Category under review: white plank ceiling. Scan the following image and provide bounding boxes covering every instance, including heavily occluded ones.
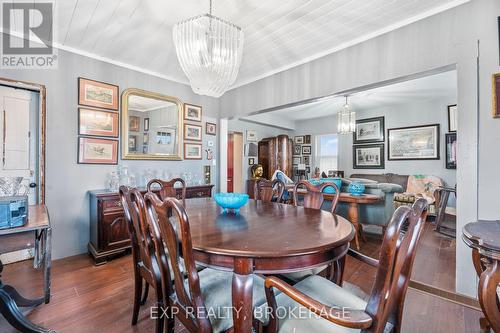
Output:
[9,0,468,89]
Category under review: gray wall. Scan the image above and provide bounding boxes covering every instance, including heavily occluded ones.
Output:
[228,119,291,190]
[1,43,220,260]
[221,0,500,296]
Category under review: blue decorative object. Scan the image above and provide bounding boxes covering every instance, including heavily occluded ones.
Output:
[214,193,249,214]
[308,178,342,194]
[348,181,366,196]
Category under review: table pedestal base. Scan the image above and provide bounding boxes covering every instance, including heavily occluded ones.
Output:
[0,261,54,333]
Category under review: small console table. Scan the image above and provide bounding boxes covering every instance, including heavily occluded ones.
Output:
[0,205,53,333]
[463,220,500,333]
[88,184,214,265]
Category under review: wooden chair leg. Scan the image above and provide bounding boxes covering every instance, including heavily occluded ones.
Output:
[140,282,150,305]
[132,275,143,325]
[155,297,165,333]
[479,317,491,333]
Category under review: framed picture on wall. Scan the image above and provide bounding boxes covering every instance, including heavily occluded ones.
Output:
[184,143,202,160]
[144,118,150,131]
[388,124,440,160]
[294,136,304,144]
[78,78,119,111]
[353,144,385,169]
[447,105,457,132]
[293,145,301,155]
[302,156,310,165]
[184,103,202,122]
[78,137,118,164]
[184,123,202,141]
[293,157,301,164]
[353,117,385,144]
[129,116,140,132]
[246,130,257,141]
[206,122,217,135]
[128,135,137,151]
[301,145,311,155]
[248,158,255,165]
[304,135,311,144]
[78,108,119,138]
[493,73,500,118]
[446,133,457,169]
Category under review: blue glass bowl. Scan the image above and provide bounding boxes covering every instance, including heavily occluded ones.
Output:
[308,178,342,194]
[214,193,249,214]
[348,181,366,196]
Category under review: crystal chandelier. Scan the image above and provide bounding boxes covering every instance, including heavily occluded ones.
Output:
[173,0,244,98]
[337,96,356,134]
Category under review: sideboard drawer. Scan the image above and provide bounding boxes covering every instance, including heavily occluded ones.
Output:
[102,199,123,212]
[186,188,211,198]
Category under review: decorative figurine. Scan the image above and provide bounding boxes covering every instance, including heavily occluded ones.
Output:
[250,164,264,180]
[205,148,214,160]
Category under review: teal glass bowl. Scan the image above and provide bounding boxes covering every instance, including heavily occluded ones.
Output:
[348,181,366,196]
[308,178,342,194]
[214,193,249,214]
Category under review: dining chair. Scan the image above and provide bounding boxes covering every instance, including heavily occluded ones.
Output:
[147,177,186,205]
[292,180,340,214]
[119,186,165,333]
[260,198,429,333]
[144,192,268,333]
[254,179,285,203]
[282,180,341,283]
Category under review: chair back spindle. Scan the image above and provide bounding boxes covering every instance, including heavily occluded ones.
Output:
[293,180,340,213]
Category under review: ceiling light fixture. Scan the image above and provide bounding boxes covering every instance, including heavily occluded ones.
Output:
[173,0,244,98]
[337,95,356,134]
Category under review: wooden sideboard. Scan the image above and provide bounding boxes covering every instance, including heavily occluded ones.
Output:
[88,184,214,265]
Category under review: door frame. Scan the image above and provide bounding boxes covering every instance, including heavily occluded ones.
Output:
[0,77,46,204]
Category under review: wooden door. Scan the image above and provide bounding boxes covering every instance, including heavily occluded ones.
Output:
[227,132,243,193]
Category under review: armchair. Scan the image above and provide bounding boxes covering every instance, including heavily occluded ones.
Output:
[393,175,444,216]
[259,198,429,333]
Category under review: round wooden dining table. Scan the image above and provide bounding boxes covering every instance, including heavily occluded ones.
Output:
[183,198,355,333]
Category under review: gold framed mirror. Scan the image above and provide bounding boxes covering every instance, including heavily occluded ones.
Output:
[121,88,183,160]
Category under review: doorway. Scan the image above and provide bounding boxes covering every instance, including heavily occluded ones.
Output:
[227,132,243,193]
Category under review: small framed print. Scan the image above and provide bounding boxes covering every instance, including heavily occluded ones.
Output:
[493,73,500,118]
[447,105,457,132]
[206,122,217,135]
[301,145,311,155]
[293,157,301,164]
[78,137,118,164]
[353,144,385,169]
[246,130,257,141]
[354,117,385,144]
[304,135,311,144]
[184,103,202,122]
[302,156,310,165]
[143,133,149,144]
[306,166,311,173]
[144,118,150,132]
[128,135,137,152]
[293,145,301,155]
[248,158,255,165]
[78,108,119,138]
[184,123,202,141]
[446,133,457,169]
[78,77,119,111]
[184,143,202,160]
[295,136,304,144]
[129,116,140,132]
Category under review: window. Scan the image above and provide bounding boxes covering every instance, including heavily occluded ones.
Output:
[315,134,338,173]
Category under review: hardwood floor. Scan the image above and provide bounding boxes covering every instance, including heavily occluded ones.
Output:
[0,231,480,333]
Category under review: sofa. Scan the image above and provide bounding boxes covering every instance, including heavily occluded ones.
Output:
[333,177,404,232]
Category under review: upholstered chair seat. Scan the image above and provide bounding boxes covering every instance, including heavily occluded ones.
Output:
[180,268,267,333]
[256,275,393,333]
